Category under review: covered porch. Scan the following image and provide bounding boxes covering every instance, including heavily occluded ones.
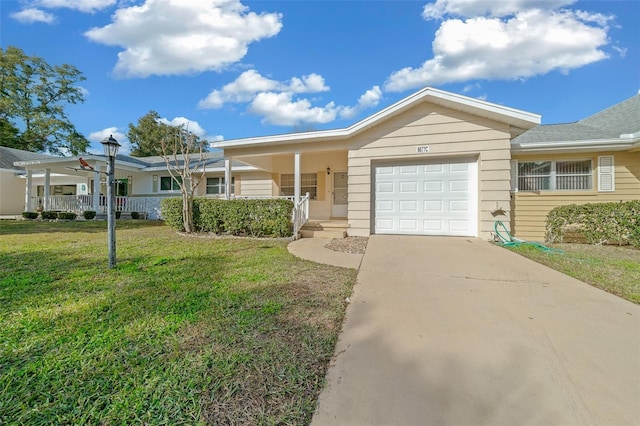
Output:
[221,148,349,221]
[15,155,149,216]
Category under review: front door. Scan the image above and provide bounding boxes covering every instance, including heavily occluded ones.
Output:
[331,171,348,218]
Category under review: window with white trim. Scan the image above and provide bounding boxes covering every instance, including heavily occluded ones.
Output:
[206,177,234,195]
[517,160,592,191]
[160,176,181,191]
[281,173,317,199]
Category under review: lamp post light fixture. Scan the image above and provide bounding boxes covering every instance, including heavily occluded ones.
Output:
[101,135,121,269]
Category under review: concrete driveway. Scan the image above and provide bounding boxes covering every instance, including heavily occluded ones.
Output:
[312,235,640,426]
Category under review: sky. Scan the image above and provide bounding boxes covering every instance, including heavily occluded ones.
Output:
[1,0,639,155]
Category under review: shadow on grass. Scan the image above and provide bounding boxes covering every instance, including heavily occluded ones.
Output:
[0,220,164,235]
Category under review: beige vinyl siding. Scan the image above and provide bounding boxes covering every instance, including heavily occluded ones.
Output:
[237,172,272,197]
[0,171,26,215]
[511,151,640,241]
[346,103,513,239]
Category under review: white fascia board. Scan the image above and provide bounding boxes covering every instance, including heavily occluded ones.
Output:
[512,137,638,154]
[14,155,146,170]
[212,86,541,150]
[143,165,257,173]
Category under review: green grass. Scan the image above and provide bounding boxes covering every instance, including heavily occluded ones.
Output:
[0,220,357,425]
[505,242,640,304]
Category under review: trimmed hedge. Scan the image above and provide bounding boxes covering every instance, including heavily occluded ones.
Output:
[161,197,294,237]
[22,212,39,220]
[546,200,640,247]
[83,211,96,220]
[57,212,77,220]
[41,211,58,220]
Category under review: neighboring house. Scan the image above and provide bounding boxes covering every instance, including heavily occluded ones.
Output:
[6,150,264,219]
[213,87,542,240]
[510,94,640,241]
[0,146,62,215]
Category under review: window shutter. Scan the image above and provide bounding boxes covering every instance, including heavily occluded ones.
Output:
[598,156,615,192]
[510,160,518,192]
[152,175,158,193]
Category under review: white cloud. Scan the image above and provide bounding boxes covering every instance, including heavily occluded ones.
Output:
[385,3,612,92]
[422,0,577,20]
[339,86,382,120]
[198,70,329,109]
[200,70,380,126]
[249,92,338,126]
[10,8,56,24]
[84,0,282,78]
[88,127,131,155]
[36,0,116,13]
[158,116,207,138]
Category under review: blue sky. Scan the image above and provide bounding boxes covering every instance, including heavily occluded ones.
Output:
[2,0,639,155]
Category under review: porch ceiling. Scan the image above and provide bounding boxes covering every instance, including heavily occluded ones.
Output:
[228,150,348,172]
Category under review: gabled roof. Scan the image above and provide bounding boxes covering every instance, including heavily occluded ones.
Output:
[212,86,541,150]
[0,146,55,172]
[512,94,640,152]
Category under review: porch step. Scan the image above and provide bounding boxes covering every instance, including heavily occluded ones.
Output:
[300,220,348,239]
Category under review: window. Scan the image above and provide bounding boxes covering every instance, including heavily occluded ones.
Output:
[517,160,592,191]
[206,177,234,195]
[281,173,317,199]
[160,176,181,191]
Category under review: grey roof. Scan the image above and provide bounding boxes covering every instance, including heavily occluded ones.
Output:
[0,146,56,171]
[6,148,250,172]
[513,94,640,145]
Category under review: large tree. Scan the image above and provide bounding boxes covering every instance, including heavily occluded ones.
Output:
[127,111,174,157]
[128,110,205,157]
[0,46,89,154]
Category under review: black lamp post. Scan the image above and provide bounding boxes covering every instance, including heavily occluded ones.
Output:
[101,135,121,268]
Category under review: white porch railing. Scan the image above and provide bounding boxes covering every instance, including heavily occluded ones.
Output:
[34,195,165,219]
[292,193,310,237]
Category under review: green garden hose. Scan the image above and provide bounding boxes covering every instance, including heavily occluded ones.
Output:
[494,220,564,253]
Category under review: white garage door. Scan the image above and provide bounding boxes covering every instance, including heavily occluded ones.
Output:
[374,160,477,236]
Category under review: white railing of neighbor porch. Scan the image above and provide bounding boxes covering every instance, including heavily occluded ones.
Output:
[35,195,165,219]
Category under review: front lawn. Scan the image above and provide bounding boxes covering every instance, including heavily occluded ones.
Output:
[505,242,640,304]
[0,220,357,425]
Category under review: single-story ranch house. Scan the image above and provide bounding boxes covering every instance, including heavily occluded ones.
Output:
[3,87,638,241]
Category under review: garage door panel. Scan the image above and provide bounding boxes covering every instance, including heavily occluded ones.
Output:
[399,200,418,212]
[399,181,418,192]
[374,160,477,236]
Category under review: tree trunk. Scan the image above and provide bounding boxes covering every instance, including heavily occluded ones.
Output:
[182,193,193,233]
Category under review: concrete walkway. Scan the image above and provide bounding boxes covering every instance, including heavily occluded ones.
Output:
[312,235,640,426]
[288,238,363,269]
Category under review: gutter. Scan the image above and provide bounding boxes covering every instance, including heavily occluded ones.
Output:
[511,137,639,154]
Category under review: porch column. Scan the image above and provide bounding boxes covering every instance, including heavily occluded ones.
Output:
[224,158,232,200]
[24,170,32,211]
[43,168,51,210]
[294,152,301,204]
[93,164,101,212]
